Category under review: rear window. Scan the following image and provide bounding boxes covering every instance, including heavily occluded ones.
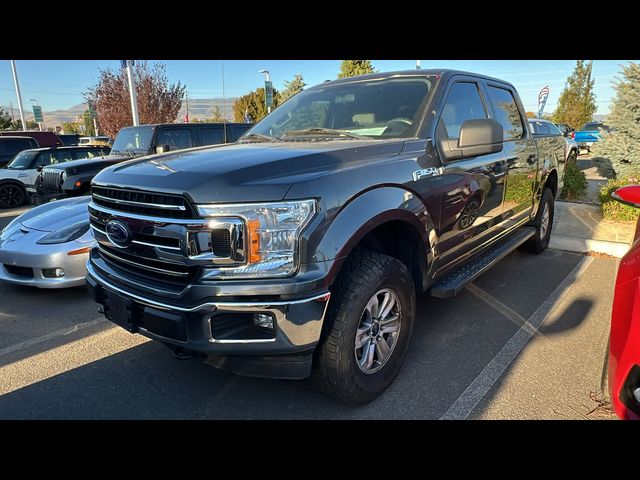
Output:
[581,122,610,131]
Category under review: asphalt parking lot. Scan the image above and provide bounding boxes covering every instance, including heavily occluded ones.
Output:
[0,205,618,419]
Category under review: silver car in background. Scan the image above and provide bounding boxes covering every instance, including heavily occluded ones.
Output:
[0,196,94,288]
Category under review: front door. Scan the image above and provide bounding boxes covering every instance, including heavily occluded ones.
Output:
[432,79,508,268]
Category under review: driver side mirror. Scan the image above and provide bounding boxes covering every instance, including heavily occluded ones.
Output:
[156,145,171,154]
[36,165,43,172]
[441,119,504,161]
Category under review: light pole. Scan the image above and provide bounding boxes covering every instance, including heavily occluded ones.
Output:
[258,69,272,114]
[29,98,42,131]
[10,60,27,132]
[123,60,140,126]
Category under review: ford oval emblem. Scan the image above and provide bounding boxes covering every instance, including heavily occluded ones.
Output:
[105,219,132,248]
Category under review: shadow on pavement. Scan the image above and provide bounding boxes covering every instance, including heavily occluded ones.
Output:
[539,298,593,335]
[0,250,592,419]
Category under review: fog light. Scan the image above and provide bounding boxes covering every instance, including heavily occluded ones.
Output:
[253,313,274,330]
[634,388,640,403]
[43,268,65,278]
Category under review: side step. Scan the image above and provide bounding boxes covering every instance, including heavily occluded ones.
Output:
[430,227,536,298]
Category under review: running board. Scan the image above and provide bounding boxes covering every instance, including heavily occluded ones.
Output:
[430,227,536,298]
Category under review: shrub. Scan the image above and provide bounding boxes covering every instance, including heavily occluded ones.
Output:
[599,174,640,222]
[561,161,587,200]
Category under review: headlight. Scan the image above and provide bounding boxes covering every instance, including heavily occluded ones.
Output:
[197,199,316,278]
[60,171,67,184]
[37,222,90,244]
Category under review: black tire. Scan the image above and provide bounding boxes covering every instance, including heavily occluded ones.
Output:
[0,183,26,209]
[311,250,415,405]
[524,187,554,254]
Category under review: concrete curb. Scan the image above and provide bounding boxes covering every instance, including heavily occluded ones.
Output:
[550,235,629,258]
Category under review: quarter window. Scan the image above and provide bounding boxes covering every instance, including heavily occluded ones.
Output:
[440,82,488,140]
[486,86,524,140]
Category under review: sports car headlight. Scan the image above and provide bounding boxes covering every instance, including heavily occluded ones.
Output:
[197,199,316,278]
[37,222,90,244]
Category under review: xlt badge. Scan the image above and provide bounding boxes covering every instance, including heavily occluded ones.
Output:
[412,167,443,181]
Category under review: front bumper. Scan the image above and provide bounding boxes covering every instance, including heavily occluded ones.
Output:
[0,235,90,288]
[86,261,331,376]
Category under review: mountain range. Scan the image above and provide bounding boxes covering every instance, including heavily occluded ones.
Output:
[2,97,238,127]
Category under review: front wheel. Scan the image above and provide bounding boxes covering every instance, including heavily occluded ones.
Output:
[311,250,415,405]
[0,183,26,209]
[524,187,554,254]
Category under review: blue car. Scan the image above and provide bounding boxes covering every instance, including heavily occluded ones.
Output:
[573,122,611,152]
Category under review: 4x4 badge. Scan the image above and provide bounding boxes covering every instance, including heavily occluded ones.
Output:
[412,167,443,181]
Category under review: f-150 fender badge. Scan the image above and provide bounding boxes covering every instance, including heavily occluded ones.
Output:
[412,167,443,181]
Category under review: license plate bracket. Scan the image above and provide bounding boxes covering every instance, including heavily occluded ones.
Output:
[104,290,138,333]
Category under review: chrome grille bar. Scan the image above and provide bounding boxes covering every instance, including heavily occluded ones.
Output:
[97,245,189,277]
[90,223,182,251]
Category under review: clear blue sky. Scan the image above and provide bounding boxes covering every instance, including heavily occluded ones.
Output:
[0,59,634,116]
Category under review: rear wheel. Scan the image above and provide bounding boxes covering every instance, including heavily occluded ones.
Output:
[524,187,554,254]
[0,183,26,209]
[311,250,415,405]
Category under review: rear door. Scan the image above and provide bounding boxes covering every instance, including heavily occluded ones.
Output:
[432,78,508,267]
[483,82,538,224]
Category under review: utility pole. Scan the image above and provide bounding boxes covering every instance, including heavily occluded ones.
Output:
[125,60,140,126]
[185,92,189,123]
[221,60,227,141]
[10,60,27,131]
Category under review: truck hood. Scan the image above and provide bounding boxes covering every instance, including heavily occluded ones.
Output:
[46,155,131,174]
[0,169,30,181]
[20,196,91,232]
[92,140,406,203]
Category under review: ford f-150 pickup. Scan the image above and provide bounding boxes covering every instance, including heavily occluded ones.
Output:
[86,70,563,404]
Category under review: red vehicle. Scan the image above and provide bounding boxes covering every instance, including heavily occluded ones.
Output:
[0,131,62,148]
[609,185,640,419]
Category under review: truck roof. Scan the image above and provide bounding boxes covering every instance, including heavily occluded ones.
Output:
[316,69,517,90]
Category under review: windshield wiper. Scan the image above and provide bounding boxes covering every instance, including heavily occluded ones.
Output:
[238,133,279,143]
[281,128,366,139]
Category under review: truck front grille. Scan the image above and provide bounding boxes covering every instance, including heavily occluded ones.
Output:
[41,170,62,193]
[97,244,200,287]
[92,186,194,219]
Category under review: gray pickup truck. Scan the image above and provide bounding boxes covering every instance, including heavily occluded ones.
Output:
[86,70,562,404]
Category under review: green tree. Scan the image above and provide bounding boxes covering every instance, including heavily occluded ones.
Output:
[525,111,537,118]
[11,119,38,130]
[591,62,640,177]
[209,106,226,122]
[232,87,280,123]
[337,60,375,79]
[280,74,306,102]
[552,60,597,130]
[61,121,81,134]
[83,110,96,136]
[0,107,14,130]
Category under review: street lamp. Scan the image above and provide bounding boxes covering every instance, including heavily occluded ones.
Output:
[28,98,42,131]
[258,69,272,114]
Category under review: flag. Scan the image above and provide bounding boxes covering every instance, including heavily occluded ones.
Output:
[538,86,550,117]
[184,113,189,123]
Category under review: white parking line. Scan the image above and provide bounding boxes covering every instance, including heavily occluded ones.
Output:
[0,207,32,218]
[0,318,106,359]
[440,256,594,420]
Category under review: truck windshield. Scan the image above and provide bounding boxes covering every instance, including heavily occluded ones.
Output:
[7,152,37,170]
[246,76,433,140]
[111,126,155,154]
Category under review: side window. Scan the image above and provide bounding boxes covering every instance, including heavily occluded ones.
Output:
[546,123,562,136]
[48,150,74,165]
[71,150,93,160]
[3,138,35,154]
[439,82,487,140]
[200,127,225,145]
[486,85,524,140]
[33,153,50,168]
[156,129,194,151]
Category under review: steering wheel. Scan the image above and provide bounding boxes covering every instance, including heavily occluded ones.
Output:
[387,117,413,126]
